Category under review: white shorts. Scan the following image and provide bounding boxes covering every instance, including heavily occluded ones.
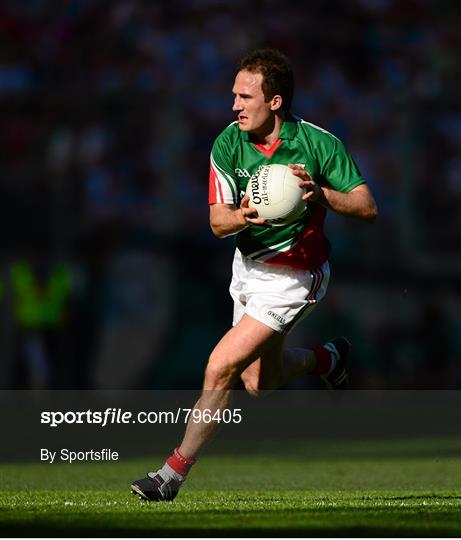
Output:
[229,249,330,334]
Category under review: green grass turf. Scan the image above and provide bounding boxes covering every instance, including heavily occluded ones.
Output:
[0,438,461,537]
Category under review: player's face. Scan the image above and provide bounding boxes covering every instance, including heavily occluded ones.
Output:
[232,70,274,134]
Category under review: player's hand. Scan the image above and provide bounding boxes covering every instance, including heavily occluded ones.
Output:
[288,164,323,202]
[240,194,266,225]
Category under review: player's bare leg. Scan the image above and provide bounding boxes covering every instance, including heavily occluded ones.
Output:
[241,339,350,396]
[241,342,315,396]
[131,316,350,501]
[131,314,280,501]
[178,314,281,458]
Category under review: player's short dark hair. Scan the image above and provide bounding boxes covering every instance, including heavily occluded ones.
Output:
[238,48,294,112]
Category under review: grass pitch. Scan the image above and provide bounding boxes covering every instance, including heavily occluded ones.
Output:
[1,438,461,537]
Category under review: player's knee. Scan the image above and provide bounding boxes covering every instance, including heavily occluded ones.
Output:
[241,373,270,398]
[244,382,262,398]
[204,354,240,390]
[244,382,271,398]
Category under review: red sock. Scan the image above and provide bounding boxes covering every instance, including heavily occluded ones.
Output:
[166,448,196,476]
[311,346,333,375]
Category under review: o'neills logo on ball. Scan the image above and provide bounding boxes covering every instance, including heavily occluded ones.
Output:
[250,167,270,205]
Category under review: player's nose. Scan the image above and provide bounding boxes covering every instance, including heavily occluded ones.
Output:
[232,97,242,111]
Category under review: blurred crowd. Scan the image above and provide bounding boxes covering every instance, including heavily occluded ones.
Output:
[0,0,460,389]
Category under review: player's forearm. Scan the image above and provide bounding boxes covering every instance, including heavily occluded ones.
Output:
[210,207,248,238]
[318,186,378,223]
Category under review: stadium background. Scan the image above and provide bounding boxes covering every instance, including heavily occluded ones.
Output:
[0,0,459,390]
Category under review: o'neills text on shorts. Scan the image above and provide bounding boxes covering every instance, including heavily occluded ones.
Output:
[268,310,286,325]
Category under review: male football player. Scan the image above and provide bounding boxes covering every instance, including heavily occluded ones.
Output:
[131,48,377,501]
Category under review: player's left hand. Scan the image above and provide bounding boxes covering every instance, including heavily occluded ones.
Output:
[288,164,323,202]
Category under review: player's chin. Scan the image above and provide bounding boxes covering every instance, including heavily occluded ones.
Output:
[237,121,251,131]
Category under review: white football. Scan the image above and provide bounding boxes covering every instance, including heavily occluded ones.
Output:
[245,164,306,225]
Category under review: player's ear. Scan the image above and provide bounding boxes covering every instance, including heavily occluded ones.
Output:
[270,95,283,111]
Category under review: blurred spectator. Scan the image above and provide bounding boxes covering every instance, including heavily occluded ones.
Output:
[7,254,71,388]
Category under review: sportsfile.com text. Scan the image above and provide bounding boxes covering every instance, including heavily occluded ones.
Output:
[40,408,243,428]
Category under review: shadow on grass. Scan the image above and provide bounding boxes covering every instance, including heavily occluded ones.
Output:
[1,523,461,538]
[1,506,461,538]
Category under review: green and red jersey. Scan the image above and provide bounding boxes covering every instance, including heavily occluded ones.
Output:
[208,116,365,270]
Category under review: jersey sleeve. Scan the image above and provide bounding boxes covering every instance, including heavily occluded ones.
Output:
[320,136,366,193]
[209,134,239,205]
